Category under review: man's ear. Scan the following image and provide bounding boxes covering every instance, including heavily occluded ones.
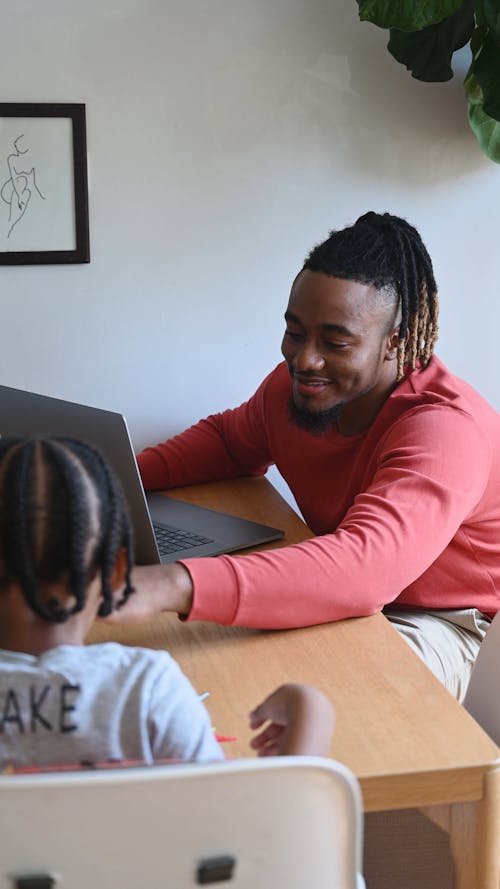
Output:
[385,328,407,362]
[110,547,128,591]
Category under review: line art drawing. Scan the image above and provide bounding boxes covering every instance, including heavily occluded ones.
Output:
[1,134,45,238]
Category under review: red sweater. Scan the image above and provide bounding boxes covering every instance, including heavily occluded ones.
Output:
[138,357,500,628]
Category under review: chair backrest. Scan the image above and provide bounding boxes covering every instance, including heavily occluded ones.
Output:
[0,755,364,889]
[463,611,500,745]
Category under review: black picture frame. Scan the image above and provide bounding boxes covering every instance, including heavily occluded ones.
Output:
[0,103,89,264]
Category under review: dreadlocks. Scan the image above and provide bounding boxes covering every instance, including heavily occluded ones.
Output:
[0,436,135,623]
[303,211,439,379]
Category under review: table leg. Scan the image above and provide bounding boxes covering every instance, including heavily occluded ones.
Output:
[448,767,500,889]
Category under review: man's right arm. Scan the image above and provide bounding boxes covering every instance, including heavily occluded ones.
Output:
[137,368,281,490]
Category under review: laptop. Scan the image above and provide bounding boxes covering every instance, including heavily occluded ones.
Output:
[0,385,284,564]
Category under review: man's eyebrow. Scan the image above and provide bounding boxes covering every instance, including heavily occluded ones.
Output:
[322,323,355,337]
[284,310,355,337]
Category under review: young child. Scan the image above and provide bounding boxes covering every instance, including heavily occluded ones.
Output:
[0,436,334,769]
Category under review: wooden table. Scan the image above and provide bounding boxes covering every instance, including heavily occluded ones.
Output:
[89,477,500,889]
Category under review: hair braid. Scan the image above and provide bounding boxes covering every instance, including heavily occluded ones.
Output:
[71,442,135,617]
[5,440,50,620]
[303,211,439,379]
[43,440,94,617]
[53,439,134,617]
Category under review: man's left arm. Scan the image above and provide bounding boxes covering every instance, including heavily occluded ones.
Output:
[109,406,492,630]
[182,406,492,628]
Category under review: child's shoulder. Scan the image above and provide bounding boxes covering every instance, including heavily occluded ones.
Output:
[42,642,174,671]
[0,643,179,691]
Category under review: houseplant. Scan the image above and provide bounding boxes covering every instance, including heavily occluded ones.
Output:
[357,0,500,163]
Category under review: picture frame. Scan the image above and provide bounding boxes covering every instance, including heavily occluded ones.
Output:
[0,103,89,264]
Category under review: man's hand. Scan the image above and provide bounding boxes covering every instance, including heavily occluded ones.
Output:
[105,563,194,624]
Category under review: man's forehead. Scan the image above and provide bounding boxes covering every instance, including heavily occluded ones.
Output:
[286,271,400,334]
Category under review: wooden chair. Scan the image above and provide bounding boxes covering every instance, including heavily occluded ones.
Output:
[0,755,365,889]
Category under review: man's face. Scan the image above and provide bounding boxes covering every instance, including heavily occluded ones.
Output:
[281,270,400,434]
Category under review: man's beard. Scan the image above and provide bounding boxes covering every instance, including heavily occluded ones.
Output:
[288,398,343,435]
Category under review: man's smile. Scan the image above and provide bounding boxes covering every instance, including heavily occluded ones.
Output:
[292,374,332,397]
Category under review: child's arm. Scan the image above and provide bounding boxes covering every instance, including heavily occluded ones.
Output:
[248,683,335,757]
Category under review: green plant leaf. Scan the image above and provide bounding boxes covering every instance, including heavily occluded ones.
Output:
[466,71,500,161]
[464,62,482,100]
[388,2,476,81]
[358,0,465,31]
[482,0,500,42]
[468,103,500,161]
[470,22,488,53]
[356,0,500,163]
[472,30,500,118]
[474,0,487,26]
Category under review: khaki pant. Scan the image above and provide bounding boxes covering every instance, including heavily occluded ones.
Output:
[383,607,491,702]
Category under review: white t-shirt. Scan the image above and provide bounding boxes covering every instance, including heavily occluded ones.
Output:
[0,643,224,768]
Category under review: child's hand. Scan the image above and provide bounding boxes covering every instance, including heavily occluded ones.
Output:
[249,683,335,757]
[249,685,293,756]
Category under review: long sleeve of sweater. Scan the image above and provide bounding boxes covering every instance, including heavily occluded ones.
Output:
[181,406,494,627]
[138,358,500,625]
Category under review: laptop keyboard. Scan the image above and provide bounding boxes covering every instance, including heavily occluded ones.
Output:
[153,522,214,555]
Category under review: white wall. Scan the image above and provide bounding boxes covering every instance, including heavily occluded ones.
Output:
[2,0,500,508]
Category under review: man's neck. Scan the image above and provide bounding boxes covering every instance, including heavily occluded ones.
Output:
[335,359,400,436]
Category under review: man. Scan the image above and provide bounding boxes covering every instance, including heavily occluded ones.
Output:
[117,212,500,701]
